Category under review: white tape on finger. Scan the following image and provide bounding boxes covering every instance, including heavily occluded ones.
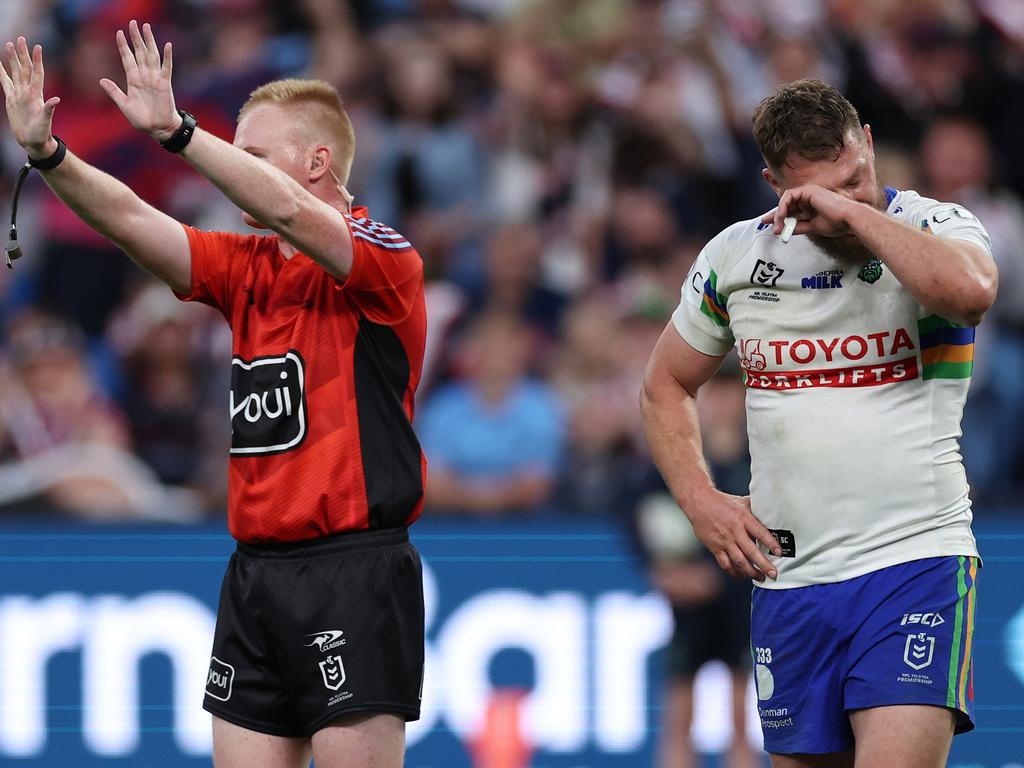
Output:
[780,216,797,243]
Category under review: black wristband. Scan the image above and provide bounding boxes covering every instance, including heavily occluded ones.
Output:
[159,109,198,154]
[27,136,67,171]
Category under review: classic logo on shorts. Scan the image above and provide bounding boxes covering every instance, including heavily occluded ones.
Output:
[230,350,308,455]
[903,632,935,670]
[319,655,346,691]
[206,656,235,701]
[306,630,347,652]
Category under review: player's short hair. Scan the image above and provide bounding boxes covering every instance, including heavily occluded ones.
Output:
[752,79,862,171]
[239,79,356,183]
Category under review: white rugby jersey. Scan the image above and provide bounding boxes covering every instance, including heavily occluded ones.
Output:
[672,189,990,588]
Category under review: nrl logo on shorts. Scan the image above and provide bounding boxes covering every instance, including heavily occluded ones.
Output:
[306,630,347,652]
[319,655,347,691]
[903,632,935,671]
[857,259,884,284]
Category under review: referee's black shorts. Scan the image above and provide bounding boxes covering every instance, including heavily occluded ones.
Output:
[203,526,424,737]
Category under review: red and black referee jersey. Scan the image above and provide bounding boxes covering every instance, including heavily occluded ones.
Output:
[175,206,426,543]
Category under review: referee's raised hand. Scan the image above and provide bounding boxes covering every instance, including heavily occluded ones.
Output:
[0,37,61,158]
[99,20,182,143]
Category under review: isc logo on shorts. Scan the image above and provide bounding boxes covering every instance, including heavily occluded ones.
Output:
[230,351,308,455]
[900,611,945,628]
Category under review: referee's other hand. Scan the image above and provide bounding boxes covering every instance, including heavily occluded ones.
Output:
[0,36,61,159]
[99,20,182,143]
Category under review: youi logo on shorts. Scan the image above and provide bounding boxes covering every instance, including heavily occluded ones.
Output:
[306,630,347,652]
[230,350,308,455]
[206,656,235,701]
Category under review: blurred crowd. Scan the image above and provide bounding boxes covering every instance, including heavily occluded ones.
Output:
[0,0,1022,522]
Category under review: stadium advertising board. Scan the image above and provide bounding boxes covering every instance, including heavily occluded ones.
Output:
[0,518,1019,766]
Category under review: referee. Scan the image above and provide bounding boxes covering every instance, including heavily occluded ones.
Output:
[2,23,426,768]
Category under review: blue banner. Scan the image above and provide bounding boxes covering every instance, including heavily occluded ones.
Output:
[0,517,1020,766]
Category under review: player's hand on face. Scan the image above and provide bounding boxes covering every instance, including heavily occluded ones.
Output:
[761,184,855,240]
[687,491,781,582]
[0,38,61,156]
[99,20,180,141]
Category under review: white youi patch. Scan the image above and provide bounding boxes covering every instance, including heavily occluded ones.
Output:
[206,657,234,702]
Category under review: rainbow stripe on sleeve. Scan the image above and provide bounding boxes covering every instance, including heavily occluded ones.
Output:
[700,269,730,327]
[917,315,975,380]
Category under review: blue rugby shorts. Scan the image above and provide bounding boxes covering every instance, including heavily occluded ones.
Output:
[750,555,978,755]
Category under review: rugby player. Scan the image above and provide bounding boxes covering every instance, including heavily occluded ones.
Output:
[641,79,997,766]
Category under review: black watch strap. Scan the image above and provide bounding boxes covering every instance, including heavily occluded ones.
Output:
[159,109,198,153]
[27,136,67,170]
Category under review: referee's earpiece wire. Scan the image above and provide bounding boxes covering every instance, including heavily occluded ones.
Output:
[6,162,32,270]
[328,167,354,210]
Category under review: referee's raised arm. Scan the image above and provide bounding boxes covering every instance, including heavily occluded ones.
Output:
[0,34,190,294]
[100,20,355,281]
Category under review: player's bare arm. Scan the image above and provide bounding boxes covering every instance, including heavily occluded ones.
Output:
[0,36,190,293]
[640,325,781,582]
[102,21,354,279]
[764,182,998,326]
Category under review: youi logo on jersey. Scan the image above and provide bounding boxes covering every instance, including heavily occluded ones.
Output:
[229,350,308,455]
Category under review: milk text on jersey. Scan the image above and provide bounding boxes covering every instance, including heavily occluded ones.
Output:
[740,327,919,390]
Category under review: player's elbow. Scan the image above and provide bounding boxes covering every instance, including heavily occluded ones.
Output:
[639,374,659,419]
[639,368,683,419]
[957,267,998,326]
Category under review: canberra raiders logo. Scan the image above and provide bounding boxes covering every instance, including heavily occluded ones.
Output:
[858,259,884,284]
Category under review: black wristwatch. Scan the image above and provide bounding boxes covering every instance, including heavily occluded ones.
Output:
[159,109,198,153]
